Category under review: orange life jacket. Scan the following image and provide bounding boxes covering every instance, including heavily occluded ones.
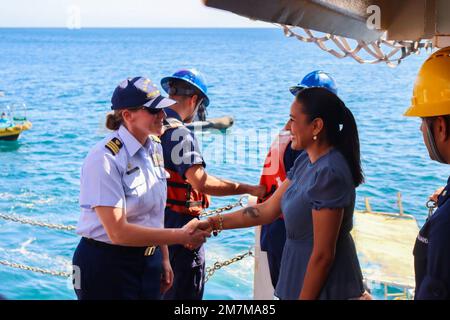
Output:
[163,117,210,216]
[165,168,210,217]
[258,132,292,210]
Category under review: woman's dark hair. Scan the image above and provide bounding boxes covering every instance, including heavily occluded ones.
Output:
[296,87,364,186]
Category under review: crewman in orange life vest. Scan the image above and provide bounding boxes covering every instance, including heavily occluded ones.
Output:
[159,69,266,300]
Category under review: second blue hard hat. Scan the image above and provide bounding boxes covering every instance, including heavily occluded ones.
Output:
[161,69,210,107]
[290,70,338,96]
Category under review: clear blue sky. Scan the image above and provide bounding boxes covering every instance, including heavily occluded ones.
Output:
[0,0,273,28]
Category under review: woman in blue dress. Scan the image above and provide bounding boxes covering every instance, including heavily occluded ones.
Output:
[195,87,368,300]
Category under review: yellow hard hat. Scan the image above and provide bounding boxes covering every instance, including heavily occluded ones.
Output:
[404,46,450,117]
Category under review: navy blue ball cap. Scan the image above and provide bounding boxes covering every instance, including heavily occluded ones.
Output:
[111,77,176,110]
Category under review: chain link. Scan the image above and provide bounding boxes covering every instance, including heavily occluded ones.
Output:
[0,213,76,231]
[205,248,253,283]
[0,260,71,278]
[199,195,248,218]
[1,247,254,282]
[1,197,252,281]
[0,195,247,230]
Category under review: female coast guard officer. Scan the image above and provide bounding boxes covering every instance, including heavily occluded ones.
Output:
[72,77,210,300]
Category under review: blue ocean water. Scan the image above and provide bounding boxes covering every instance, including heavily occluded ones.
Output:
[0,28,448,300]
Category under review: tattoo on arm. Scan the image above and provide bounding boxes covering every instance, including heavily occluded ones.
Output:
[243,206,260,218]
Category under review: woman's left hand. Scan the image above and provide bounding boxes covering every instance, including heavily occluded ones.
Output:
[160,259,174,294]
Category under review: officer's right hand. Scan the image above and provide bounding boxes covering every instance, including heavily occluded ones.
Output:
[181,219,211,250]
[429,186,445,203]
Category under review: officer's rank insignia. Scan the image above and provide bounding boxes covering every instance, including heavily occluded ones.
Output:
[152,152,164,167]
[105,137,123,155]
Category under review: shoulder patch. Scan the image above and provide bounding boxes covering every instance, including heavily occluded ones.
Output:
[150,135,161,144]
[105,137,123,155]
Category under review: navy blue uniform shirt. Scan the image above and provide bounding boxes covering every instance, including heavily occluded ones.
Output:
[160,108,205,179]
[413,176,450,300]
[160,107,206,268]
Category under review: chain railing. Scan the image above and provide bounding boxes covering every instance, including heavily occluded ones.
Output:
[0,196,248,230]
[1,248,255,282]
[205,247,254,283]
[0,196,253,282]
[0,259,71,278]
[1,246,254,282]
[199,195,248,218]
[0,213,76,231]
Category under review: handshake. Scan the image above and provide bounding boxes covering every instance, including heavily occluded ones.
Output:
[180,218,216,250]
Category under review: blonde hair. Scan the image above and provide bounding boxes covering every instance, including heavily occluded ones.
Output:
[105,110,123,131]
[105,107,144,130]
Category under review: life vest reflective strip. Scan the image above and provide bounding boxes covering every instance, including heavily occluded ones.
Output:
[258,132,292,219]
[162,117,210,216]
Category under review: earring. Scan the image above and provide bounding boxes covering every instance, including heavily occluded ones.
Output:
[313,135,317,141]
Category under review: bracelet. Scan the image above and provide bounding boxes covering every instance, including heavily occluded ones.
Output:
[207,214,223,237]
[213,214,224,237]
[217,213,224,234]
[207,216,218,236]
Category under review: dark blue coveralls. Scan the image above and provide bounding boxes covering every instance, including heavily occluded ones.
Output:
[160,108,206,300]
[260,142,303,289]
[413,176,450,300]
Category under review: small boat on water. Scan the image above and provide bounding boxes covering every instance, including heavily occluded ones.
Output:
[0,116,32,141]
[0,93,32,141]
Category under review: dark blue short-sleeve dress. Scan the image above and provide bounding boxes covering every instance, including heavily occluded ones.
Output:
[275,149,364,300]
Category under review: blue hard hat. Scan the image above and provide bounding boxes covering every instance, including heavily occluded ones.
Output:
[111,77,176,110]
[290,70,338,96]
[161,69,210,107]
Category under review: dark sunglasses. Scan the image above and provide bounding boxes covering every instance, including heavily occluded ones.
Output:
[168,86,196,96]
[141,107,164,115]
